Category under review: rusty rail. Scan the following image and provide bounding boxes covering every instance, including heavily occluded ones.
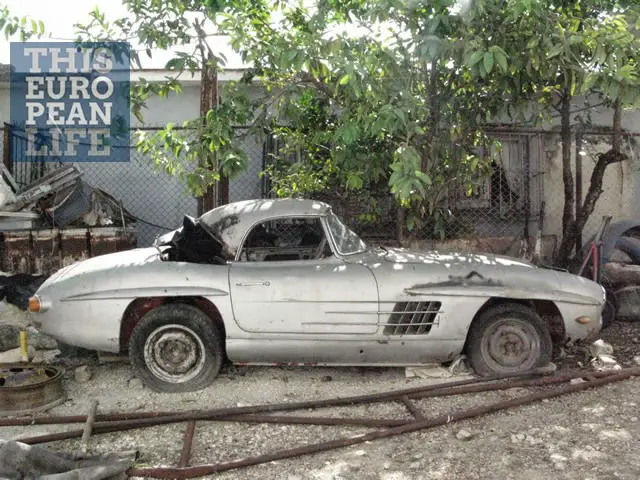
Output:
[128,367,640,479]
[1,367,549,427]
[17,415,409,445]
[179,421,197,468]
[14,367,625,446]
[1,366,609,429]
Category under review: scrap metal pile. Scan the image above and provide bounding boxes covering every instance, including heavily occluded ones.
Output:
[0,163,136,231]
[1,366,639,479]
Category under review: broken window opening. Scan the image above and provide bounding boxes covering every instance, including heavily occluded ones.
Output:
[238,217,333,262]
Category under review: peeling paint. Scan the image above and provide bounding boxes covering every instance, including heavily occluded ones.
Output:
[409,271,504,291]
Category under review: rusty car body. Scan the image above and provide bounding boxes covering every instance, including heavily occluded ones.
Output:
[28,198,607,392]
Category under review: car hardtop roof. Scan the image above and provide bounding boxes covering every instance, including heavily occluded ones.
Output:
[197,198,333,257]
[199,198,332,226]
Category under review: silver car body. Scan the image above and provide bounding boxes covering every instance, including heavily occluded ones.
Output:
[31,198,606,366]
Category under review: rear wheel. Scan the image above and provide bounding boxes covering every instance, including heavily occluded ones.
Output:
[129,304,224,392]
[466,303,553,376]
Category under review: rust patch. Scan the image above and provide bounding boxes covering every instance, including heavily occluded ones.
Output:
[409,271,504,291]
[2,232,31,274]
[91,228,136,257]
[59,229,89,268]
[32,229,61,275]
[1,227,136,275]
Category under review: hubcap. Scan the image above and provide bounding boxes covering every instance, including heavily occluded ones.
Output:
[143,325,206,383]
[481,319,540,372]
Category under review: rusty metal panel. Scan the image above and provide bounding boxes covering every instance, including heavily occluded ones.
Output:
[1,227,139,275]
[90,227,136,257]
[32,229,61,275]
[2,232,31,274]
[59,229,89,268]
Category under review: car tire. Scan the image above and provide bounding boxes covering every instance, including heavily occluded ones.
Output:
[128,303,224,393]
[466,303,553,377]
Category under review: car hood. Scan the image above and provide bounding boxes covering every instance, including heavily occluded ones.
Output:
[39,247,162,289]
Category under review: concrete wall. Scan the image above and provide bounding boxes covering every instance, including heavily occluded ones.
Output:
[540,132,639,248]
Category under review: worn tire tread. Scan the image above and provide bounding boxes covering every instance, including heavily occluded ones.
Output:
[466,303,553,377]
[129,303,223,393]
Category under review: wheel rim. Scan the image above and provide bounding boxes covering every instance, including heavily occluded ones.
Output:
[480,318,541,372]
[143,324,206,384]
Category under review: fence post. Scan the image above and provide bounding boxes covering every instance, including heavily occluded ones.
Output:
[2,122,11,174]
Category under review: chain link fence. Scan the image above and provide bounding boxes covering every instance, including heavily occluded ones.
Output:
[1,123,636,260]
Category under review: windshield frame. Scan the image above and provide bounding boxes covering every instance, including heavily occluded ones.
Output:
[324,212,368,256]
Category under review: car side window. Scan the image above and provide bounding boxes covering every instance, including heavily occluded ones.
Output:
[238,217,333,262]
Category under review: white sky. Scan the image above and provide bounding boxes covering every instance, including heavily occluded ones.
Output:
[0,0,247,69]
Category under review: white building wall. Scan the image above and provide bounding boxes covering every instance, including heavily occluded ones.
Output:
[0,73,267,246]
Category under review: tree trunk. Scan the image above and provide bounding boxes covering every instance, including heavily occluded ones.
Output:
[396,206,406,245]
[560,91,574,238]
[556,100,626,268]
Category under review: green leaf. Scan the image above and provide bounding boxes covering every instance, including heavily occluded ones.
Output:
[165,57,186,71]
[547,43,564,59]
[415,171,432,186]
[494,50,508,73]
[483,52,494,74]
[338,73,350,85]
[469,51,484,66]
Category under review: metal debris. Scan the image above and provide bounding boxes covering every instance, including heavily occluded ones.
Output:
[127,367,640,479]
[0,364,65,416]
[4,367,640,478]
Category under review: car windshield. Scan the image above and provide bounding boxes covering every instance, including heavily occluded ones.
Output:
[326,213,367,255]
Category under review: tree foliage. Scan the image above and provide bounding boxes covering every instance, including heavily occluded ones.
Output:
[493,0,640,266]
[75,0,640,250]
[0,2,45,40]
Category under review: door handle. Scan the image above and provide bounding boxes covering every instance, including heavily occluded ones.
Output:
[235,281,271,287]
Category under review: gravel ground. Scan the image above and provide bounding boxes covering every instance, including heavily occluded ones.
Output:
[1,308,640,479]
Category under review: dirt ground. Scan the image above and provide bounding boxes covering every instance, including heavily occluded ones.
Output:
[0,316,639,480]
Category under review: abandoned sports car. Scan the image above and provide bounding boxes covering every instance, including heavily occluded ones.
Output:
[28,198,607,392]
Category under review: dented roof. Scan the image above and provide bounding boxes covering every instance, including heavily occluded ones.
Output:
[198,198,332,258]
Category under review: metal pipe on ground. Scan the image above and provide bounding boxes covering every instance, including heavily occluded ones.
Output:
[15,368,623,446]
[17,415,410,445]
[179,421,197,468]
[0,367,599,428]
[408,369,618,400]
[128,367,640,479]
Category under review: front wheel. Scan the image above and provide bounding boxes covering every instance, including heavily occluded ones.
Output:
[129,304,224,393]
[466,303,553,376]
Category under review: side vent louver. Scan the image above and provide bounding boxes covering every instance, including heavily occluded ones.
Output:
[384,301,441,336]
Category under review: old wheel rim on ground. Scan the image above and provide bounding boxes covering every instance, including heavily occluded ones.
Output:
[480,318,541,372]
[143,324,207,383]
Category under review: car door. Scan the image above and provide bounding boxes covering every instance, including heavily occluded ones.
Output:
[228,215,379,335]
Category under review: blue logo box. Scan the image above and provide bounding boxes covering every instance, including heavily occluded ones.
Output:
[10,41,131,162]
